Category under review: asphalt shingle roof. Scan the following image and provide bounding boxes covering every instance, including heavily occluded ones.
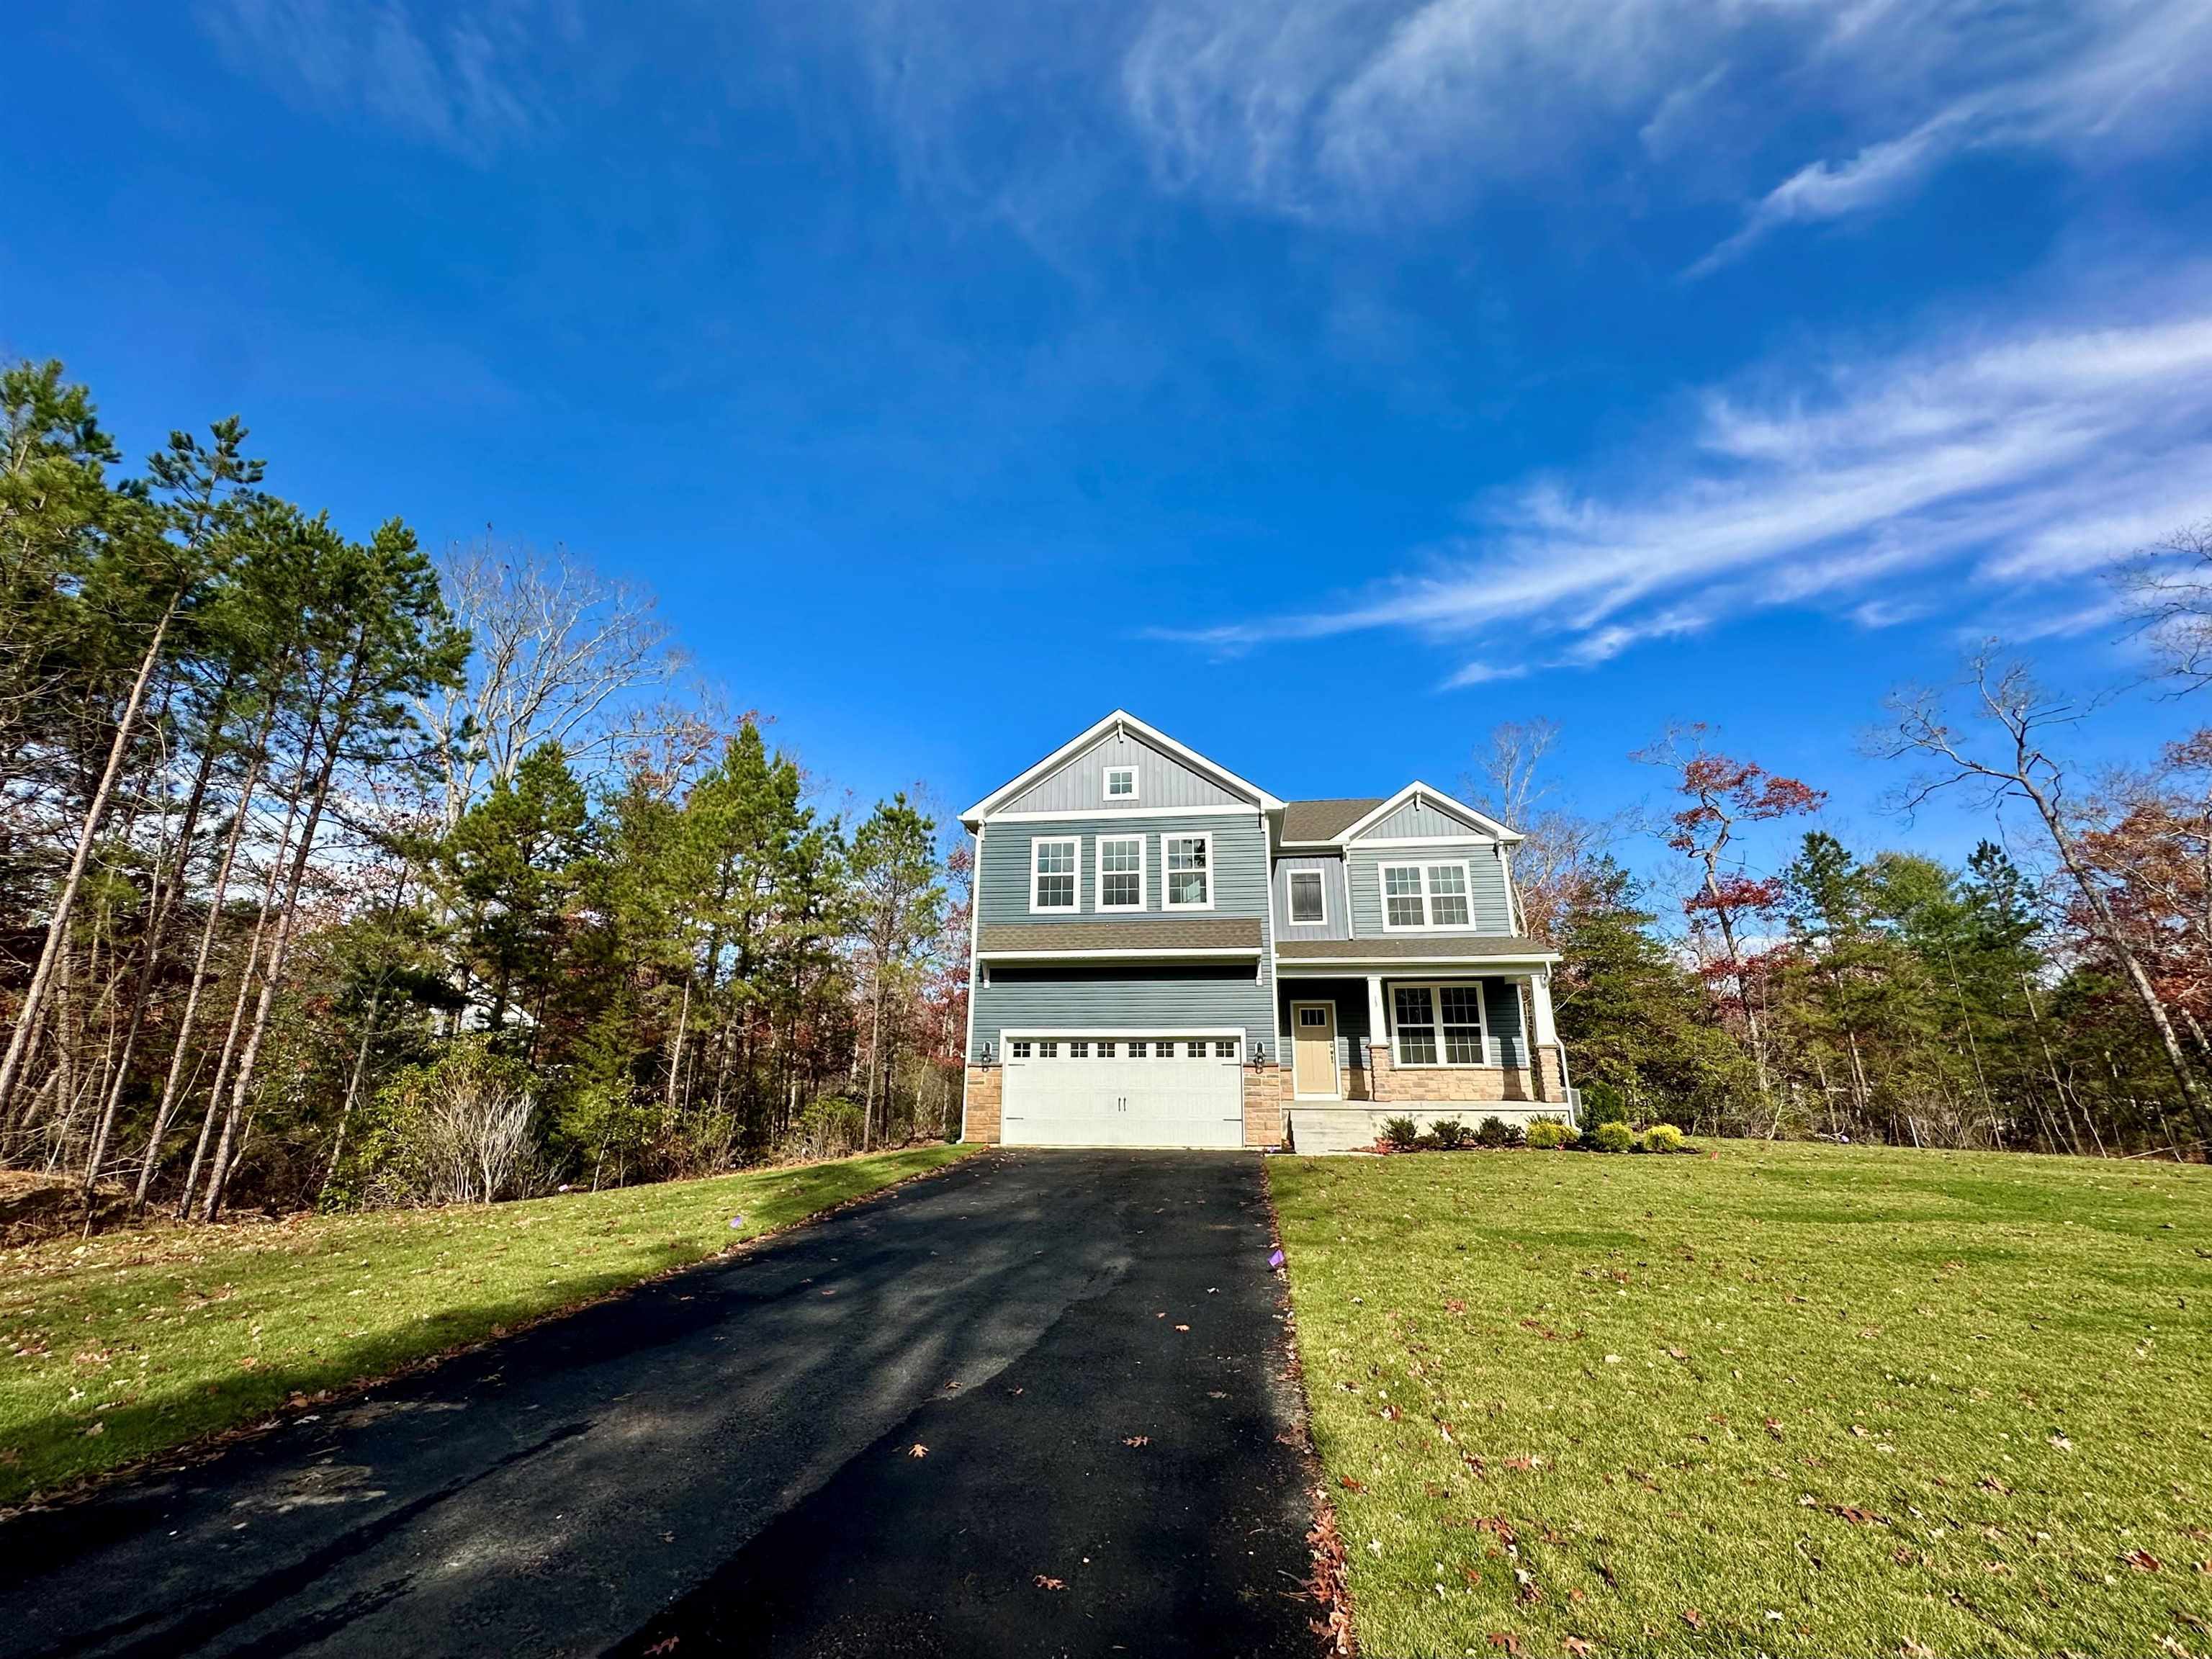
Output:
[1278,798,1384,843]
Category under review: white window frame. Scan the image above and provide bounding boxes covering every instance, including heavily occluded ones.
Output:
[1102,764,1140,802]
[1096,834,1146,911]
[1285,868,1326,927]
[1376,860,1478,932]
[1161,832,1215,911]
[1388,981,1493,1069]
[1029,836,1080,914]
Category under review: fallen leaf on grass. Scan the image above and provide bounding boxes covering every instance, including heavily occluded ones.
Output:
[1486,1635,1523,1655]
[1564,1640,1592,1657]
[2121,1549,2163,1573]
[1977,1475,2013,1495]
[1339,1475,1367,1493]
[1830,1506,1889,1527]
[2049,1432,2072,1452]
[1681,1609,1703,1630]
[907,1444,928,1459]
[1033,1575,1066,1591]
[1765,1417,1786,1440]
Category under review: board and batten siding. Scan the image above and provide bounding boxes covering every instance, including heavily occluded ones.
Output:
[1354,796,1490,841]
[1272,854,1350,941]
[999,728,1243,815]
[979,812,1271,925]
[1345,842,1515,935]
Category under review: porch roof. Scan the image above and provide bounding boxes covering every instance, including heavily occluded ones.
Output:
[1274,935,1557,968]
[979,917,1264,957]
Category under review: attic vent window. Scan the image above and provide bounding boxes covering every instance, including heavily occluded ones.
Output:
[1104,765,1138,801]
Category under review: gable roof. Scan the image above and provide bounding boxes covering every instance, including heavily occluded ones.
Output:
[1339,781,1521,843]
[961,710,1285,827]
[1278,797,1384,844]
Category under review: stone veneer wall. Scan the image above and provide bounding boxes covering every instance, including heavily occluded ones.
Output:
[1364,1043,1560,1105]
[962,1066,1002,1143]
[1243,1064,1287,1148]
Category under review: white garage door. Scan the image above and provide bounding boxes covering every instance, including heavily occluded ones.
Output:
[1000,1033,1245,1148]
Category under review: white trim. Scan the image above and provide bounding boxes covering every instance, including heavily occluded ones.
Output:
[961,710,1285,824]
[1289,999,1342,1100]
[1354,834,1511,848]
[1161,830,1215,911]
[1388,981,1493,1069]
[1284,867,1327,927]
[1277,953,1558,971]
[1102,764,1139,803]
[1337,781,1522,845]
[1377,859,1478,932]
[1094,832,1146,911]
[1028,835,1080,914]
[979,947,1262,961]
[1002,1025,1242,1040]
[982,804,1258,823]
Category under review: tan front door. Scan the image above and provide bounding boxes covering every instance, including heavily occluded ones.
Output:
[1291,1002,1339,1098]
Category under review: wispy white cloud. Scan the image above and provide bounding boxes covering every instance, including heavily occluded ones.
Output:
[197,0,549,156]
[1164,282,2212,678]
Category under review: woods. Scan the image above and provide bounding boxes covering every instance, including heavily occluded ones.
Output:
[1,361,967,1221]
[2,354,2207,1230]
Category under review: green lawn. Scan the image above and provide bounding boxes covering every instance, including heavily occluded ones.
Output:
[1269,1141,2212,1658]
[0,1145,971,1506]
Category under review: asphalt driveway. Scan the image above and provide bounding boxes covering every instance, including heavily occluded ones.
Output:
[0,1151,1321,1658]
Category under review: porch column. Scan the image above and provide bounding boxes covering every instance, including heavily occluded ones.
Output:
[1364,975,1389,1102]
[1527,969,1568,1100]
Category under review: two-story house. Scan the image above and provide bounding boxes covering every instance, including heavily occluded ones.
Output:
[958,711,1573,1153]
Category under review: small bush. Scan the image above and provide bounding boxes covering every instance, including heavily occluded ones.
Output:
[1525,1118,1573,1150]
[1588,1120,1635,1154]
[1425,1117,1473,1151]
[1642,1122,1686,1154]
[1475,1115,1512,1148]
[1379,1115,1423,1152]
[790,1097,867,1161]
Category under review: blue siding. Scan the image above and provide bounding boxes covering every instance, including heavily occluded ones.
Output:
[979,813,1271,926]
[1485,979,1528,1067]
[973,965,1274,1057]
[1272,853,1350,941]
[1277,976,1371,1072]
[1346,843,1514,936]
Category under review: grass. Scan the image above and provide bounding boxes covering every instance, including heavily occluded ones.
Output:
[1269,1139,2212,1658]
[0,1144,972,1506]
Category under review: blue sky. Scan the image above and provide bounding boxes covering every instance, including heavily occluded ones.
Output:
[7,0,2212,888]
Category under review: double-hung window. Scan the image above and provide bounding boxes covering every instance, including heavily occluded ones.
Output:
[1392,982,1491,1066]
[1030,837,1079,912]
[1164,834,1211,908]
[1097,835,1144,909]
[1378,862,1475,930]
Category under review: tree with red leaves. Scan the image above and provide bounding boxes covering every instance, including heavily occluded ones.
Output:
[1636,726,1826,1124]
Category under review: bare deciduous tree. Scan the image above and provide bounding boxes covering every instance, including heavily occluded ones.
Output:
[1880,649,2211,1149]
[417,539,683,829]
[2117,521,2212,692]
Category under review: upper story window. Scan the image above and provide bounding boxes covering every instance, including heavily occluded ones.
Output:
[1164,833,1212,908]
[1030,837,1079,912]
[1098,835,1144,909]
[1287,869,1325,925]
[1103,765,1138,801]
[1380,862,1475,930]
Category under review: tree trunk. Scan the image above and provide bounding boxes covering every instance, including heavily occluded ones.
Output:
[82,686,234,1196]
[135,739,267,1204]
[0,595,180,1121]
[319,988,382,1202]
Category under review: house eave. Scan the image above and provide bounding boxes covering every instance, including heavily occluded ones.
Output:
[961,709,1285,827]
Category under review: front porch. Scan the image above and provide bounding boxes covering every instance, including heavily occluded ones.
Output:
[1274,967,1573,1152]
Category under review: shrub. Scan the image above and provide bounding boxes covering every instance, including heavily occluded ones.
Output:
[1525,1118,1573,1150]
[1379,1115,1423,1152]
[1588,1120,1635,1154]
[790,1097,867,1161]
[356,1038,545,1207]
[1475,1115,1512,1148]
[1581,1082,1630,1125]
[1642,1122,1687,1154]
[1425,1117,1473,1151]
